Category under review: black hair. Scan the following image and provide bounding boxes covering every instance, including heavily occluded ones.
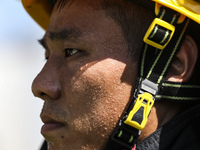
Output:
[49,0,74,10]
[102,0,200,83]
[49,0,57,6]
[102,0,155,61]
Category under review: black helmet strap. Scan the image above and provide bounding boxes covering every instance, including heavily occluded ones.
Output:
[108,4,200,150]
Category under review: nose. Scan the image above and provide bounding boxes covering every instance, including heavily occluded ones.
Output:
[32,60,61,101]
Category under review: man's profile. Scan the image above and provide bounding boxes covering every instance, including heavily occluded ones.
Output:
[22,0,200,149]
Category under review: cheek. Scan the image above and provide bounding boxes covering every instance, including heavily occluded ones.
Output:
[69,59,133,136]
[70,59,130,108]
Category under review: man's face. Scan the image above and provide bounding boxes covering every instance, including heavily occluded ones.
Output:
[32,0,138,149]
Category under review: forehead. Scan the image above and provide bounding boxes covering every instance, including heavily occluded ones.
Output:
[44,0,125,47]
[48,0,104,30]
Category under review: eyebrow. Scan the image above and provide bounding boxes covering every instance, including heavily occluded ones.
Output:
[48,28,82,41]
[38,28,82,49]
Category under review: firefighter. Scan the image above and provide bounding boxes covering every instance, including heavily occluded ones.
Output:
[22,0,200,149]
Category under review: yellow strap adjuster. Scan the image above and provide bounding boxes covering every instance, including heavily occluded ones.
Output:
[143,18,175,50]
[124,92,154,130]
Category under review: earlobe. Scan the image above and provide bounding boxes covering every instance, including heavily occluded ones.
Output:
[167,35,198,82]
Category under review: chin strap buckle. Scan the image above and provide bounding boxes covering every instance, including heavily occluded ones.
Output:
[124,79,158,131]
[111,79,158,149]
[124,92,154,130]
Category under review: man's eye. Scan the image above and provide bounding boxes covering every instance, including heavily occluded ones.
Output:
[65,48,79,57]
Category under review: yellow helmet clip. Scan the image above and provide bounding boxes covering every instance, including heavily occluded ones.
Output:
[153,0,200,24]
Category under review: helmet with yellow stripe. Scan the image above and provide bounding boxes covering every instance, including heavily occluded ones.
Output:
[154,0,200,23]
[22,0,200,29]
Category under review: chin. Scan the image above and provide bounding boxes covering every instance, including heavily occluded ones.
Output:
[46,139,106,150]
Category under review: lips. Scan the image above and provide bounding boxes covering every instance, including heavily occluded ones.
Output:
[41,114,66,133]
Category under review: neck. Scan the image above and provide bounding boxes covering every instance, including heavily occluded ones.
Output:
[137,101,183,142]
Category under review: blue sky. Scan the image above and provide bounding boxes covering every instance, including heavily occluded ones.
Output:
[0,0,46,150]
[0,0,44,49]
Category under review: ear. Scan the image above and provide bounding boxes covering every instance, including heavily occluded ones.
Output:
[166,35,198,82]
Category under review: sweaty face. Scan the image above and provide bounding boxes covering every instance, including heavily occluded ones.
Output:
[32,0,138,149]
